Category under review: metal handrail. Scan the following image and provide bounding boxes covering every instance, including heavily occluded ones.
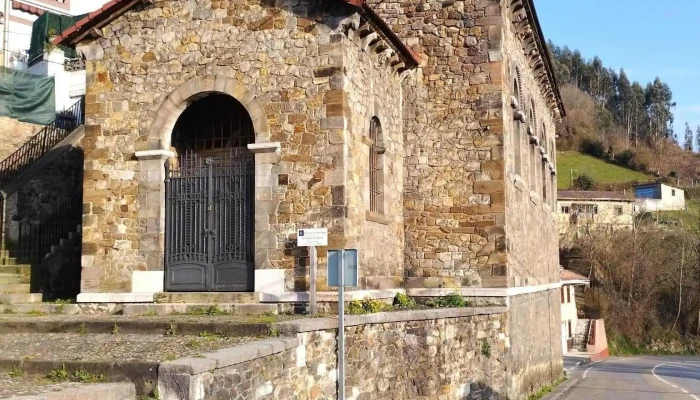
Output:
[17,193,83,264]
[0,98,85,190]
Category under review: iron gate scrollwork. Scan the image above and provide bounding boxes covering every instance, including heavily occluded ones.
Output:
[165,150,254,292]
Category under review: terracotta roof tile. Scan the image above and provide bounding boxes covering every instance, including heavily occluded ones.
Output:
[560,269,589,283]
[12,1,46,16]
[54,0,131,45]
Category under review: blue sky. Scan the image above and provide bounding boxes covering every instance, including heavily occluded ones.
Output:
[536,0,699,144]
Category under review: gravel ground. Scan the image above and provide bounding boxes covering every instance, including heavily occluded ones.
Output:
[0,373,89,398]
[0,313,295,324]
[0,333,255,363]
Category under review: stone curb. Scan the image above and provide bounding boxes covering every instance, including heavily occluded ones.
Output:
[121,302,278,316]
[161,337,300,374]
[541,377,579,400]
[1,382,136,400]
[273,306,509,333]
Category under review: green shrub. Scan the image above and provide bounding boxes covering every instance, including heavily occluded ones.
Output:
[431,292,469,308]
[347,298,387,315]
[573,174,595,190]
[481,339,491,358]
[580,138,605,158]
[393,293,416,309]
[47,365,69,382]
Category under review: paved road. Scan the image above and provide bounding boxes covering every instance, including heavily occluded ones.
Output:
[561,356,700,400]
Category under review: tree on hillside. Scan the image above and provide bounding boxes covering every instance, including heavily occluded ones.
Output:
[684,122,694,152]
[696,126,700,153]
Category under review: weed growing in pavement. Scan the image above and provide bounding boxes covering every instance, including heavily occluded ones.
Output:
[348,298,388,315]
[186,305,229,316]
[198,330,228,340]
[51,299,73,304]
[72,369,107,383]
[47,365,69,382]
[54,304,64,314]
[9,365,24,378]
[138,388,161,400]
[164,353,177,361]
[26,309,45,316]
[185,339,202,349]
[526,375,566,400]
[111,322,119,335]
[142,310,158,317]
[247,314,279,324]
[78,322,87,334]
[269,327,280,337]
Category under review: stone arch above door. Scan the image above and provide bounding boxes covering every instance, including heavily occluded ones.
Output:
[147,76,271,151]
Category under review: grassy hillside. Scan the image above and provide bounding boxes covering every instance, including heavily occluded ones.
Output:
[556,152,655,189]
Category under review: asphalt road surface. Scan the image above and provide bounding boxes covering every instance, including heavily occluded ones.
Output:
[561,356,700,400]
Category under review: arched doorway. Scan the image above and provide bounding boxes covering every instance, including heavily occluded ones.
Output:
[164,94,255,292]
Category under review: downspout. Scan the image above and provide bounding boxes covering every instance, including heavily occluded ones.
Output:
[2,0,10,67]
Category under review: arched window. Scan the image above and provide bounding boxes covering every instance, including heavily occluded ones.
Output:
[369,117,383,213]
[513,78,522,176]
[529,105,537,192]
[542,123,548,201]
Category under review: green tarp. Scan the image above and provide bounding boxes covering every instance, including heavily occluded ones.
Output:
[0,66,56,125]
[28,12,85,64]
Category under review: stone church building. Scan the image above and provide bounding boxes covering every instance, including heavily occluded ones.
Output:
[50,0,564,396]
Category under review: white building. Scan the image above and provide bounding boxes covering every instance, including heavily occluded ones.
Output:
[1,0,109,111]
[634,183,685,213]
[560,268,589,354]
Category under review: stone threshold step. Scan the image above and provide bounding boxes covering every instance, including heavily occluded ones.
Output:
[0,284,30,294]
[0,273,29,285]
[0,319,273,337]
[0,265,31,275]
[1,382,135,400]
[122,302,278,316]
[154,292,257,304]
[0,359,156,396]
[0,294,42,305]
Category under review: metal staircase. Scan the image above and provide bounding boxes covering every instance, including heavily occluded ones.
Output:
[0,98,85,303]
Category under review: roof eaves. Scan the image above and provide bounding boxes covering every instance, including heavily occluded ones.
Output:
[338,0,420,68]
[54,0,150,46]
[520,0,565,117]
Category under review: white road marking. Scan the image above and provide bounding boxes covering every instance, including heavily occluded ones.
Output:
[583,365,594,379]
[652,361,700,400]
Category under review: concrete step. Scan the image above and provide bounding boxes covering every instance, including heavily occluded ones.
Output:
[154,292,257,304]
[1,381,136,400]
[0,284,31,294]
[122,302,278,316]
[0,273,29,284]
[0,293,42,304]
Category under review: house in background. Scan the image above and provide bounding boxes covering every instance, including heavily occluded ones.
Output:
[1,0,109,70]
[635,183,685,212]
[557,190,636,240]
[560,268,589,354]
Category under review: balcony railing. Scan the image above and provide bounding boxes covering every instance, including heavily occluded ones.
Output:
[0,97,84,190]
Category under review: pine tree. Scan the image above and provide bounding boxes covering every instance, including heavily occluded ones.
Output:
[684,122,693,151]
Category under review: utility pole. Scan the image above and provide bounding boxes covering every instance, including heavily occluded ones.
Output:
[1,0,10,67]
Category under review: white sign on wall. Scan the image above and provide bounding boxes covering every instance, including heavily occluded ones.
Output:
[297,228,328,247]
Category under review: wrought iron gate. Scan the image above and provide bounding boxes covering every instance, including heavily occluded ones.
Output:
[164,150,254,292]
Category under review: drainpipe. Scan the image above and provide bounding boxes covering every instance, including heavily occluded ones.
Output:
[1,0,9,67]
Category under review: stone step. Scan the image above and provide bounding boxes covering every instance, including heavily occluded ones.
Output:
[0,293,42,304]
[0,283,30,294]
[0,250,8,258]
[0,265,31,275]
[122,302,278,316]
[1,382,136,400]
[0,273,29,284]
[154,292,257,304]
[0,257,17,266]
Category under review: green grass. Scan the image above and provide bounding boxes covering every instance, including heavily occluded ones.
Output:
[556,152,654,189]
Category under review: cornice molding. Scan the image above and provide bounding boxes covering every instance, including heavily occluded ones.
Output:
[508,0,565,120]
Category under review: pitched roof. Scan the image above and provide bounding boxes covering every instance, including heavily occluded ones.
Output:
[560,269,589,283]
[53,0,147,45]
[53,0,420,67]
[12,1,45,16]
[558,190,634,202]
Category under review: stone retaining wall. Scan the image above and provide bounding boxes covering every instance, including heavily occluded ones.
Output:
[158,307,510,400]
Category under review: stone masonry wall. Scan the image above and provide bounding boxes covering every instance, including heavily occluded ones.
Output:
[500,2,559,286]
[507,290,564,399]
[159,308,509,400]
[79,0,408,292]
[342,29,405,290]
[372,0,508,289]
